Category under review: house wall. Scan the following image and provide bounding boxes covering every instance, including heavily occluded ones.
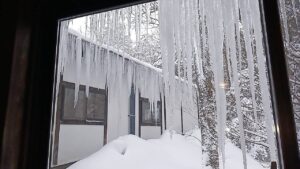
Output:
[106,81,130,142]
[140,126,161,139]
[57,125,104,165]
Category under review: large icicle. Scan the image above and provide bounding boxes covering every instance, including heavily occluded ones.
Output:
[74,37,82,106]
[278,0,290,44]
[204,0,227,168]
[85,42,91,97]
[250,0,277,162]
[223,0,248,169]
[159,0,176,129]
[239,0,258,123]
[184,0,194,113]
[193,0,204,82]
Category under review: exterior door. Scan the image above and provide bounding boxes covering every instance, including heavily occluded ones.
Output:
[129,85,135,135]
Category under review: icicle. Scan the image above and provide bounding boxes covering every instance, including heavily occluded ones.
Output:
[134,5,139,43]
[139,4,142,42]
[159,0,176,129]
[221,0,232,88]
[177,0,184,83]
[278,0,290,43]
[225,1,248,168]
[184,0,193,111]
[121,9,126,49]
[193,0,204,81]
[204,0,227,168]
[146,3,150,35]
[74,37,82,106]
[58,21,69,76]
[127,7,132,39]
[250,0,277,162]
[233,0,243,70]
[111,11,117,48]
[115,10,120,53]
[240,0,258,124]
[106,12,112,77]
[85,42,91,97]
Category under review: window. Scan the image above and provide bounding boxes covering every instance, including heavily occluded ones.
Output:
[60,81,106,125]
[140,98,161,126]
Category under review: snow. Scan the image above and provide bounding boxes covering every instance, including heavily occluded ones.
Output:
[67,129,265,169]
[224,140,266,169]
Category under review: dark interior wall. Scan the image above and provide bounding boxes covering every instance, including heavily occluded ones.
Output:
[0,0,19,159]
[0,0,36,168]
[0,0,43,168]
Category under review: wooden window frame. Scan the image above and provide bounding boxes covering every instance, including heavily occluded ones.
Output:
[59,81,106,125]
[1,0,299,169]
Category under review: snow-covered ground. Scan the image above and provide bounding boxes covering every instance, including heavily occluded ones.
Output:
[68,129,265,169]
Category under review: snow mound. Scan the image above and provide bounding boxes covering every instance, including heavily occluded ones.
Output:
[68,130,265,169]
[225,140,266,169]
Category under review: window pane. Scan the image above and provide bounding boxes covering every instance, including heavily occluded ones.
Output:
[87,92,105,121]
[156,102,161,123]
[63,87,86,121]
[142,101,152,124]
[141,100,161,125]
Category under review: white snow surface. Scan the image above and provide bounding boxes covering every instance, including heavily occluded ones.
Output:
[68,129,264,169]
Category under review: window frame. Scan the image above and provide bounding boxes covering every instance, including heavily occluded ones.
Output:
[1,0,299,169]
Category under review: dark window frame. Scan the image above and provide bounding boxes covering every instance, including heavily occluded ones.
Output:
[1,0,299,169]
[139,97,162,126]
[59,81,106,125]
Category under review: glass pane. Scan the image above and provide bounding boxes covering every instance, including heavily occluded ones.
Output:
[87,92,105,121]
[141,100,161,125]
[141,101,152,124]
[63,88,86,121]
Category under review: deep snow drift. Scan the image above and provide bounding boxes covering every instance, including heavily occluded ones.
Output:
[68,130,265,169]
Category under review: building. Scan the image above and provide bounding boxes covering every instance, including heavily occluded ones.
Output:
[50,29,199,168]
